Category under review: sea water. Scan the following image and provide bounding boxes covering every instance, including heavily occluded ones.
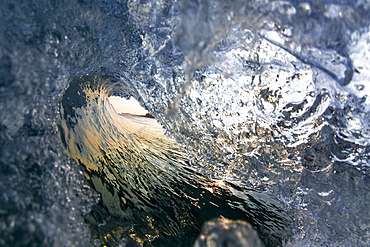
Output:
[0,0,369,246]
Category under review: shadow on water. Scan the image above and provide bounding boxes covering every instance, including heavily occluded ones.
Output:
[59,70,292,246]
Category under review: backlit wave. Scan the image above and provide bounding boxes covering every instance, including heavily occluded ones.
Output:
[59,72,292,246]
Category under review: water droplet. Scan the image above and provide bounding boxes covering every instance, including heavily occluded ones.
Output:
[356,84,364,91]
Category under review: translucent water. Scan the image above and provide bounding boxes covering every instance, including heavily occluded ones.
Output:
[59,73,291,246]
[0,0,369,246]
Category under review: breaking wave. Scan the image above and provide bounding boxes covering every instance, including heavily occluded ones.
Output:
[59,72,291,246]
[0,0,369,246]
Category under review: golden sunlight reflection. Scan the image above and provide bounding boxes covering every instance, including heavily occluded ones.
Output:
[109,96,149,116]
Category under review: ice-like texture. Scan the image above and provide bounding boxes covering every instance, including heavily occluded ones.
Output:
[0,0,369,246]
[59,75,291,246]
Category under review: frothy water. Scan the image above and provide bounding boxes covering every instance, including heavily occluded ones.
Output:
[59,73,291,246]
[0,0,369,246]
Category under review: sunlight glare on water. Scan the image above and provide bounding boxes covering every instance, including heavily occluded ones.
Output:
[0,0,369,246]
[109,96,149,116]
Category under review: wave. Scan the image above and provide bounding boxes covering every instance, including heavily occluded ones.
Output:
[0,0,369,246]
[59,72,292,246]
